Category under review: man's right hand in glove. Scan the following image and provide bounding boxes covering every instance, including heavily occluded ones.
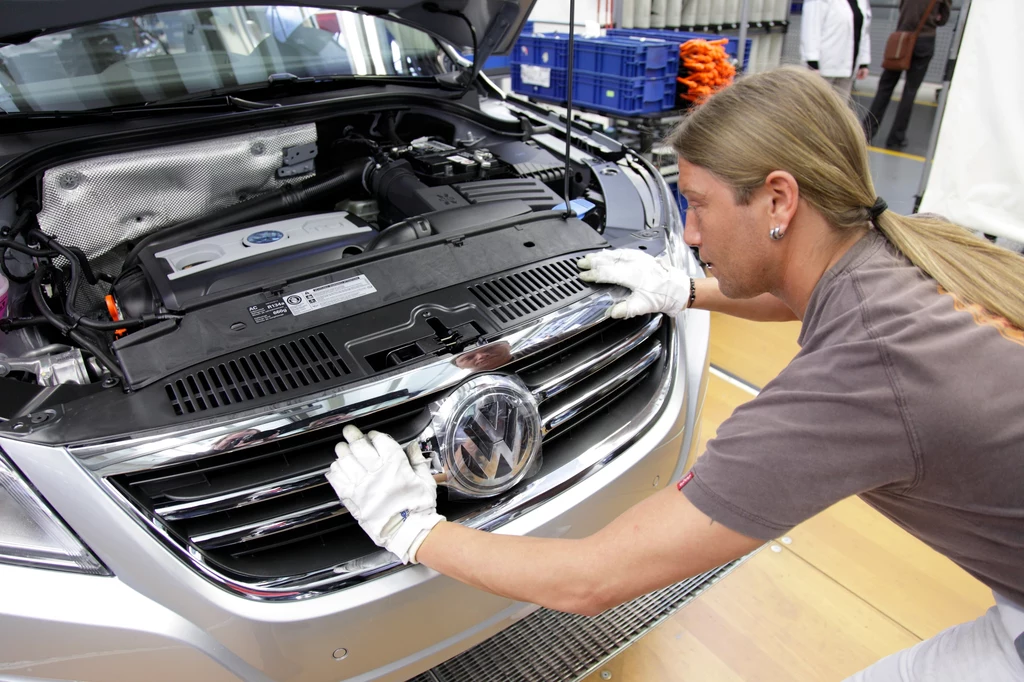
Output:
[577,250,693,319]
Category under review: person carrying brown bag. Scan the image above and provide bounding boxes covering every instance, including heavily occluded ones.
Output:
[862,0,951,150]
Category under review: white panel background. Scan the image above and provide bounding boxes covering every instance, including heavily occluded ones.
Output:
[918,0,1024,241]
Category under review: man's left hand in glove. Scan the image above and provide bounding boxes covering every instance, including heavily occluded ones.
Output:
[326,425,444,564]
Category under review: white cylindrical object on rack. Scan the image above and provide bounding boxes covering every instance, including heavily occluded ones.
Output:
[708,0,725,25]
[724,0,741,24]
[772,0,788,22]
[634,0,652,28]
[665,0,683,27]
[694,0,711,25]
[749,35,762,72]
[757,33,772,70]
[651,0,667,27]
[621,0,636,28]
[0,271,8,319]
[769,32,784,68]
[748,0,765,23]
[680,0,698,26]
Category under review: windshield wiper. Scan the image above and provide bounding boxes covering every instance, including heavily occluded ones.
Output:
[1,73,462,119]
[0,95,273,119]
[148,72,461,107]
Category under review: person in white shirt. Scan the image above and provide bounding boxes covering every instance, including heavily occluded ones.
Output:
[801,0,872,98]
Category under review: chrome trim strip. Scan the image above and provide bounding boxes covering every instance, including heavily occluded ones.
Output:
[531,315,662,402]
[76,290,624,477]
[156,468,336,521]
[541,342,663,434]
[190,501,347,550]
[92,316,680,599]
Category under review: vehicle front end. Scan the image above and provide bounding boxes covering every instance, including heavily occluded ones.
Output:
[0,5,709,680]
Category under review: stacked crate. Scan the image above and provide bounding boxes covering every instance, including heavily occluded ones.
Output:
[606,27,751,71]
[511,34,680,116]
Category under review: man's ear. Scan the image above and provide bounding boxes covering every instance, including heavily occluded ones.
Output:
[763,170,800,226]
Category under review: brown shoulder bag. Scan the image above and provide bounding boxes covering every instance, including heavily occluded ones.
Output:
[881,0,940,71]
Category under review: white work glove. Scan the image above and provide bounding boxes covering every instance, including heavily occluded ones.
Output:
[326,425,445,564]
[577,250,693,319]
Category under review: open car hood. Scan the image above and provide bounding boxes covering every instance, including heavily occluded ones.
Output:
[0,1,534,71]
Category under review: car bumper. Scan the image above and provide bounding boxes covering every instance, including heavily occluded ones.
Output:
[0,309,710,682]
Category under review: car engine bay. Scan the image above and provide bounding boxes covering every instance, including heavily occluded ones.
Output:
[0,101,670,442]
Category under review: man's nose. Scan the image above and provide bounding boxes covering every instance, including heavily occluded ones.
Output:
[683,219,700,248]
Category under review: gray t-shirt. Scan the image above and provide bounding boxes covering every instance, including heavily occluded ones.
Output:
[684,230,1024,607]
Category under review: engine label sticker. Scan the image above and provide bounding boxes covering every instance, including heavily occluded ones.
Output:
[283,275,377,316]
[248,299,291,324]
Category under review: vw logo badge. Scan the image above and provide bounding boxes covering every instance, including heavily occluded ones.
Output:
[428,375,541,498]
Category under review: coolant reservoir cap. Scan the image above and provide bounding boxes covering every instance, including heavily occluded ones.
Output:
[244,230,285,246]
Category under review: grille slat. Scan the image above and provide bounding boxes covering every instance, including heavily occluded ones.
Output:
[190,501,348,550]
[164,333,349,414]
[540,341,662,436]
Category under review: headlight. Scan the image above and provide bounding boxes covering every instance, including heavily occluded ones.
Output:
[0,449,107,574]
[659,174,700,278]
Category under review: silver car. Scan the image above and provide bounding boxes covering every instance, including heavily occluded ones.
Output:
[0,4,710,680]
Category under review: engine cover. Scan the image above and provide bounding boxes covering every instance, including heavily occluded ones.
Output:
[135,211,374,312]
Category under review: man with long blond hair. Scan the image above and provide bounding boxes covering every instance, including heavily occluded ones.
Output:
[325,67,1024,680]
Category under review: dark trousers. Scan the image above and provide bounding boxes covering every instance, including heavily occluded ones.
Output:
[863,35,936,147]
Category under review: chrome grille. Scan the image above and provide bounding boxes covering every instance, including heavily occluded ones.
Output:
[105,303,670,597]
[411,558,747,682]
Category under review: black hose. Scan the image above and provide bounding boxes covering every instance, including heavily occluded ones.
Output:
[30,266,124,380]
[67,246,99,284]
[28,229,88,319]
[0,239,57,258]
[121,158,372,271]
[1,210,44,283]
[29,266,70,333]
[79,314,181,331]
[28,229,181,331]
[0,315,48,332]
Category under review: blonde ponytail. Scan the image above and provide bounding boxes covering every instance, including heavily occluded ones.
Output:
[667,66,1024,329]
[875,212,1024,329]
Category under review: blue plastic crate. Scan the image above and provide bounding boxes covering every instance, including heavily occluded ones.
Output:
[511,62,568,102]
[573,36,679,78]
[512,64,675,115]
[606,28,752,71]
[514,33,679,78]
[572,71,676,115]
[512,33,570,69]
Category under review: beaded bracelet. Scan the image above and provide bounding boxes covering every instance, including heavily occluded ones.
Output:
[687,278,696,309]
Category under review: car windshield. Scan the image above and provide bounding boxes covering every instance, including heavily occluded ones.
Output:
[0,6,452,113]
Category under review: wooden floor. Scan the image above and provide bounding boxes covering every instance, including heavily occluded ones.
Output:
[581,313,994,682]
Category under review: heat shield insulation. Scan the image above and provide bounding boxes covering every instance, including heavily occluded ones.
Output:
[37,124,317,306]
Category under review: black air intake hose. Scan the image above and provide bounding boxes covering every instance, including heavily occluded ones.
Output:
[121,157,372,271]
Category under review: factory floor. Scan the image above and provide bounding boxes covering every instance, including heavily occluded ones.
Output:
[578,104,995,681]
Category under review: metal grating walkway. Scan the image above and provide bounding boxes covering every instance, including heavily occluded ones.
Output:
[410,557,748,682]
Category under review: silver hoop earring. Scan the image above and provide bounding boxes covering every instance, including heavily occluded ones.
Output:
[769,225,785,240]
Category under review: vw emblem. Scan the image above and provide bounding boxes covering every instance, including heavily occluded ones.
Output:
[427,375,541,498]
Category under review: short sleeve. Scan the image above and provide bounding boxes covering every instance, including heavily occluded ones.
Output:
[682,343,918,541]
